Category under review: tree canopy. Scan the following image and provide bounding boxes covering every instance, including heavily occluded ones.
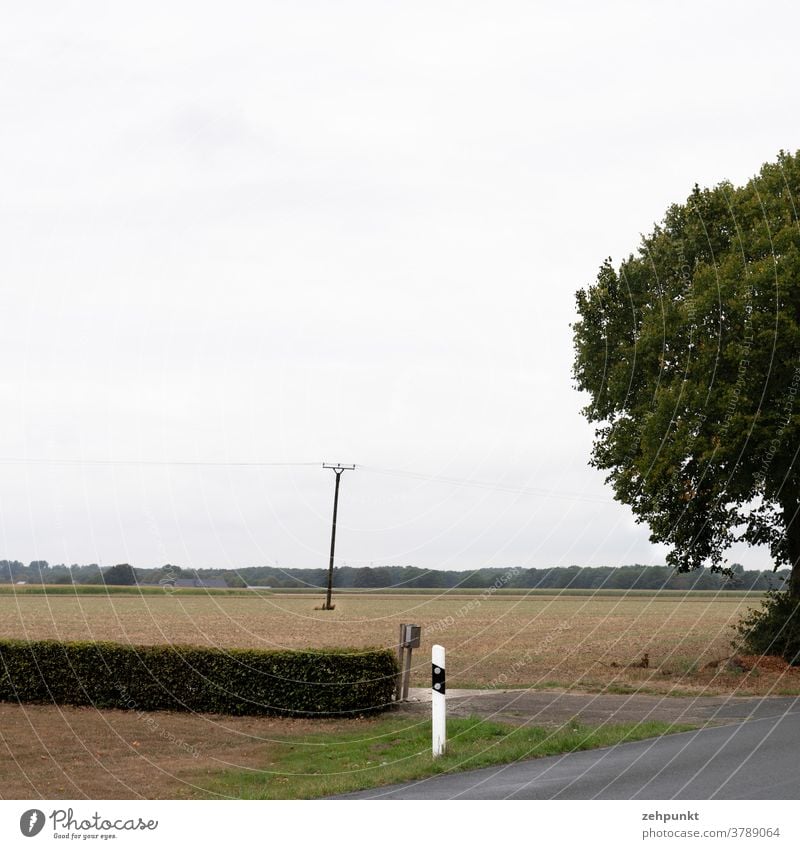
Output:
[0,559,785,591]
[573,150,800,596]
[102,563,137,586]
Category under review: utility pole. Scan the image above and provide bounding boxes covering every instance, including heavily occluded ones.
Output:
[321,463,355,610]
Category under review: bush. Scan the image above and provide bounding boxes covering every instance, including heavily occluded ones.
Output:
[101,563,137,585]
[0,640,398,716]
[733,591,800,665]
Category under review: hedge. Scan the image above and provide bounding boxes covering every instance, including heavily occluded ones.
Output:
[0,639,399,716]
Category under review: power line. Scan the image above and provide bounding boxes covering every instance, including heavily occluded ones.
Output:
[0,456,613,504]
[0,458,321,468]
[359,464,612,504]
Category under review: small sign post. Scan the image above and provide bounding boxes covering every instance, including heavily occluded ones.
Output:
[395,623,421,702]
[432,644,446,757]
[395,624,406,702]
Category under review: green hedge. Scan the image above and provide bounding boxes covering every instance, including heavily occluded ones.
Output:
[0,639,398,717]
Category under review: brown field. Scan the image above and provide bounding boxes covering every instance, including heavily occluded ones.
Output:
[0,702,358,799]
[1,591,797,696]
[3,591,800,799]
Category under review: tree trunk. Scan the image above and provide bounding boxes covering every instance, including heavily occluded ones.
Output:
[784,500,800,599]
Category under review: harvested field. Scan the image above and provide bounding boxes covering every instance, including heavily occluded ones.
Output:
[0,702,357,799]
[1,591,795,696]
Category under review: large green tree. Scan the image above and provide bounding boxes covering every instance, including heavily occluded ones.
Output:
[102,563,137,586]
[573,150,800,597]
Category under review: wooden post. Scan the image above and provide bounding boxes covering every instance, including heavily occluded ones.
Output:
[401,639,413,701]
[395,623,406,701]
[395,623,420,703]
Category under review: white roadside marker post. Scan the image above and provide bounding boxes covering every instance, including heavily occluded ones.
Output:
[432,644,446,757]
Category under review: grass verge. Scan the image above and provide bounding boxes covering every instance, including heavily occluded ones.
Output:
[193,714,694,799]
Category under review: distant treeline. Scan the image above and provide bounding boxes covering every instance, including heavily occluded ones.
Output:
[0,560,788,591]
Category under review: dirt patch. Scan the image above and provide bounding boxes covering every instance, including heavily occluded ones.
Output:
[0,703,368,799]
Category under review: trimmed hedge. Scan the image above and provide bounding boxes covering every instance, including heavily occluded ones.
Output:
[0,639,398,717]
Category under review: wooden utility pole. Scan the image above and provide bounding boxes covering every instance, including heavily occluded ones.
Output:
[321,463,355,610]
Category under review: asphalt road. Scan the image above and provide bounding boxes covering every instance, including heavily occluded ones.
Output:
[344,698,800,799]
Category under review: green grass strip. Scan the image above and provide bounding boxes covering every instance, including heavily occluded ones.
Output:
[195,715,694,799]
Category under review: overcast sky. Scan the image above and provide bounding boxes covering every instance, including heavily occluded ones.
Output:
[1,1,798,573]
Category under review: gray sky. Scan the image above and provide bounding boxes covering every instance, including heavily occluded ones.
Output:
[1,1,798,572]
